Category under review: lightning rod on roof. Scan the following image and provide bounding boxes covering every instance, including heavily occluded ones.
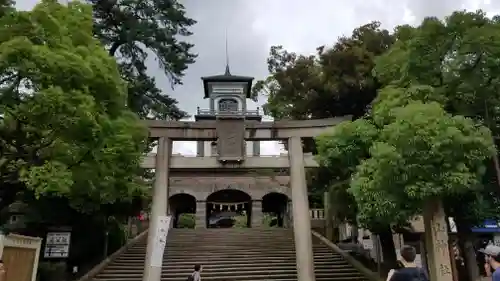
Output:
[224,28,231,76]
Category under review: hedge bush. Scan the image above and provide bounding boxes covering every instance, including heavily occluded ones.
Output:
[233,215,248,228]
[178,213,195,228]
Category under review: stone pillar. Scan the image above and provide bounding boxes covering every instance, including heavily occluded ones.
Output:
[288,136,315,281]
[196,141,204,157]
[209,97,215,111]
[251,200,263,227]
[423,199,453,281]
[210,141,217,156]
[143,137,171,281]
[283,202,290,228]
[253,141,260,156]
[195,201,206,228]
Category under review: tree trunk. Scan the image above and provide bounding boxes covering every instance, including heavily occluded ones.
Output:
[492,148,500,188]
[351,225,359,243]
[374,224,398,268]
[324,191,334,241]
[456,219,479,281]
[484,101,500,189]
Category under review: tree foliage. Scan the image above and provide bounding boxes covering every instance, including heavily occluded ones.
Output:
[0,0,147,218]
[374,10,500,226]
[89,0,196,120]
[0,0,14,17]
[253,21,394,121]
[316,10,498,229]
[352,101,493,226]
[375,10,500,130]
[316,119,378,223]
[255,22,395,223]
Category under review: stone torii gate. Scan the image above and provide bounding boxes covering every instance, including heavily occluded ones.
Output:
[139,117,348,281]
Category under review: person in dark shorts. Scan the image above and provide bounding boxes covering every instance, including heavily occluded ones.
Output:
[387,245,428,281]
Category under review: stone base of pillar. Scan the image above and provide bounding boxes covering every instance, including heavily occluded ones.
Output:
[195,201,206,228]
[283,201,292,228]
[251,200,263,227]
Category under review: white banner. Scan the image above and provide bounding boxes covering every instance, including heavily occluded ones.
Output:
[150,215,171,267]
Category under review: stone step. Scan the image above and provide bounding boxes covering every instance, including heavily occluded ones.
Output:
[122,247,335,254]
[129,242,328,249]
[142,236,299,240]
[91,229,369,281]
[126,246,327,252]
[165,233,295,238]
[168,233,295,236]
[160,230,295,235]
[106,265,351,272]
[105,261,351,269]
[123,249,334,256]
[137,237,297,243]
[162,237,309,241]
[112,254,346,262]
[95,271,364,280]
[168,229,292,232]
[94,277,362,281]
[98,267,360,275]
[168,229,293,233]
[114,254,344,263]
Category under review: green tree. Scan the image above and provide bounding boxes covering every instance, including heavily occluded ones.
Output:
[374,11,500,280]
[0,0,14,17]
[253,21,394,121]
[316,88,494,274]
[315,118,403,265]
[89,0,196,120]
[0,0,147,220]
[351,100,493,223]
[253,23,395,239]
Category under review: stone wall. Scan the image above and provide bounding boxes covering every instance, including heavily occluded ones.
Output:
[168,176,291,201]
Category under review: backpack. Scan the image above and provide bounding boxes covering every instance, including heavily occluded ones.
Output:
[390,267,428,281]
[186,275,194,281]
[410,268,428,281]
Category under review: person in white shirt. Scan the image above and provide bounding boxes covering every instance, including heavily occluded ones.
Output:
[190,264,202,281]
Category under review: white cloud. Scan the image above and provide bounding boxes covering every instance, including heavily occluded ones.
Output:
[14,0,499,156]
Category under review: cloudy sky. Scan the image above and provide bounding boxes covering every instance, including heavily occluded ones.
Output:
[16,0,500,156]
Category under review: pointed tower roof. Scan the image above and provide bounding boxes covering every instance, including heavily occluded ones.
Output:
[201,35,254,99]
[201,67,254,99]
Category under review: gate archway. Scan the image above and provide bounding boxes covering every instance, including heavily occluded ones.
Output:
[168,193,196,228]
[206,189,251,228]
[262,192,289,227]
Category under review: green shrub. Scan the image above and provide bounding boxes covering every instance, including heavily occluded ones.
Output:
[178,213,195,228]
[263,213,277,227]
[107,219,127,254]
[233,215,248,228]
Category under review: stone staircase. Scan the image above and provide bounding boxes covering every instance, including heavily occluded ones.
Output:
[92,228,368,281]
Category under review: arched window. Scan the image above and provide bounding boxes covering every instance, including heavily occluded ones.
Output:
[218,98,238,112]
